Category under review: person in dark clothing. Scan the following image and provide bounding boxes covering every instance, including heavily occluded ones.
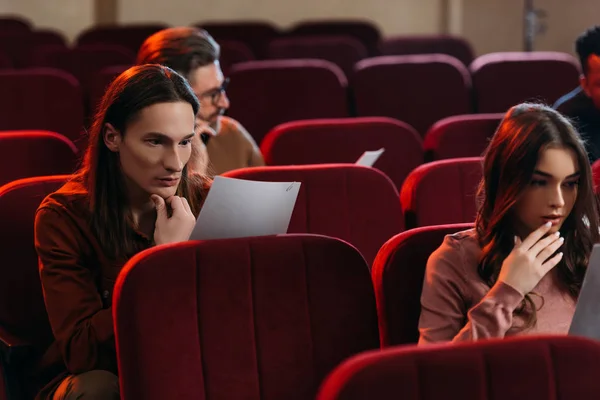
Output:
[554,26,600,163]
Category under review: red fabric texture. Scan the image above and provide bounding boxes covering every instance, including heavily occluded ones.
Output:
[593,159,600,193]
[88,65,130,120]
[0,69,84,145]
[0,17,31,35]
[196,21,280,59]
[287,20,381,56]
[379,35,474,66]
[0,360,6,400]
[224,164,403,265]
[227,60,348,144]
[114,234,379,400]
[317,335,600,400]
[261,117,423,189]
[400,157,482,228]
[29,44,134,101]
[0,132,77,187]
[352,54,472,135]
[75,24,168,54]
[371,223,473,346]
[423,113,503,161]
[470,51,581,113]
[219,40,255,75]
[267,35,367,76]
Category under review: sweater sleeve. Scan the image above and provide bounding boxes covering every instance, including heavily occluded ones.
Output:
[236,121,265,167]
[418,235,524,344]
[35,206,114,374]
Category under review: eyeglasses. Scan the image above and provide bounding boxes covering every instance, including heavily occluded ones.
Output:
[198,77,230,106]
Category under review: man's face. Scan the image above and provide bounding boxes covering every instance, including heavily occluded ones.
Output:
[189,61,230,131]
[581,54,600,110]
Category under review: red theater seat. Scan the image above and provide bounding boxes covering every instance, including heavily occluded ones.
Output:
[76,24,168,53]
[227,59,348,144]
[224,164,403,265]
[114,234,379,400]
[196,21,280,59]
[371,223,472,346]
[0,131,77,187]
[400,157,482,228]
[470,51,580,113]
[317,335,600,400]
[261,117,423,189]
[353,54,472,135]
[379,35,474,66]
[423,113,503,161]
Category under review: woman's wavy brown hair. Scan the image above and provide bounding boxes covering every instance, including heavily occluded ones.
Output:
[476,103,600,329]
[73,64,210,261]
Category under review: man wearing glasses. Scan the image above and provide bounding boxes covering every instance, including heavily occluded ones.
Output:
[137,27,265,176]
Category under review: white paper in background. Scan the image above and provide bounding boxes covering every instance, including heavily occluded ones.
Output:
[355,148,385,167]
[190,176,301,240]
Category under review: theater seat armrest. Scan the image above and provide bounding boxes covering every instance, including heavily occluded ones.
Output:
[0,325,35,363]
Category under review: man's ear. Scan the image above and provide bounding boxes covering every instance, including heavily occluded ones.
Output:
[580,74,592,97]
[103,123,121,152]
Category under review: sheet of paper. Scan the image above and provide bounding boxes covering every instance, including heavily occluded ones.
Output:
[569,244,600,339]
[190,176,301,240]
[355,148,385,167]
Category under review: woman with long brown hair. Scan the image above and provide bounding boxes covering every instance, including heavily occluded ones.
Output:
[418,103,600,343]
[34,64,211,399]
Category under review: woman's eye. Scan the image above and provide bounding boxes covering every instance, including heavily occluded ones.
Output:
[564,181,579,188]
[531,179,546,186]
[146,139,161,146]
[180,138,192,146]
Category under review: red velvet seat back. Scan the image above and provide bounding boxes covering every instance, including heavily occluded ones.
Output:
[0,176,69,347]
[400,157,482,228]
[317,335,600,400]
[196,21,280,59]
[0,131,77,187]
[379,35,474,66]
[0,69,84,145]
[227,60,348,144]
[218,39,255,75]
[371,223,472,346]
[592,159,600,193]
[88,65,129,118]
[423,113,503,161]
[288,20,381,56]
[267,35,367,76]
[353,54,472,135]
[470,51,580,113]
[224,164,403,264]
[114,234,379,400]
[261,117,423,189]
[75,24,168,53]
[0,17,31,35]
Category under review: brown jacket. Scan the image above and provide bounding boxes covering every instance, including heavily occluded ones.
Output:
[33,178,208,398]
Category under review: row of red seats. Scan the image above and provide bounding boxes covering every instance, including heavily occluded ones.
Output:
[2,204,599,399]
[0,51,577,147]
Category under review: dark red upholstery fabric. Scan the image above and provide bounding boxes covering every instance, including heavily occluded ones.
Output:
[224,164,403,265]
[31,29,67,48]
[88,65,129,119]
[317,335,600,400]
[287,20,381,56]
[0,30,67,67]
[353,54,472,135]
[219,39,255,75]
[196,21,280,59]
[267,35,367,76]
[114,234,380,400]
[379,35,474,66]
[29,45,134,110]
[400,157,482,228]
[0,360,6,400]
[0,176,69,399]
[75,24,168,53]
[0,131,77,187]
[227,60,348,144]
[593,159,600,193]
[423,113,503,161]
[0,69,84,145]
[371,223,472,346]
[0,17,31,35]
[261,117,423,189]
[470,51,581,113]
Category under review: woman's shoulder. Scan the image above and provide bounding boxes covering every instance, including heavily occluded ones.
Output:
[428,228,482,279]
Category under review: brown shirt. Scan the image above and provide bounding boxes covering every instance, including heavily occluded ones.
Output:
[33,178,208,399]
[206,116,265,176]
[418,229,576,344]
